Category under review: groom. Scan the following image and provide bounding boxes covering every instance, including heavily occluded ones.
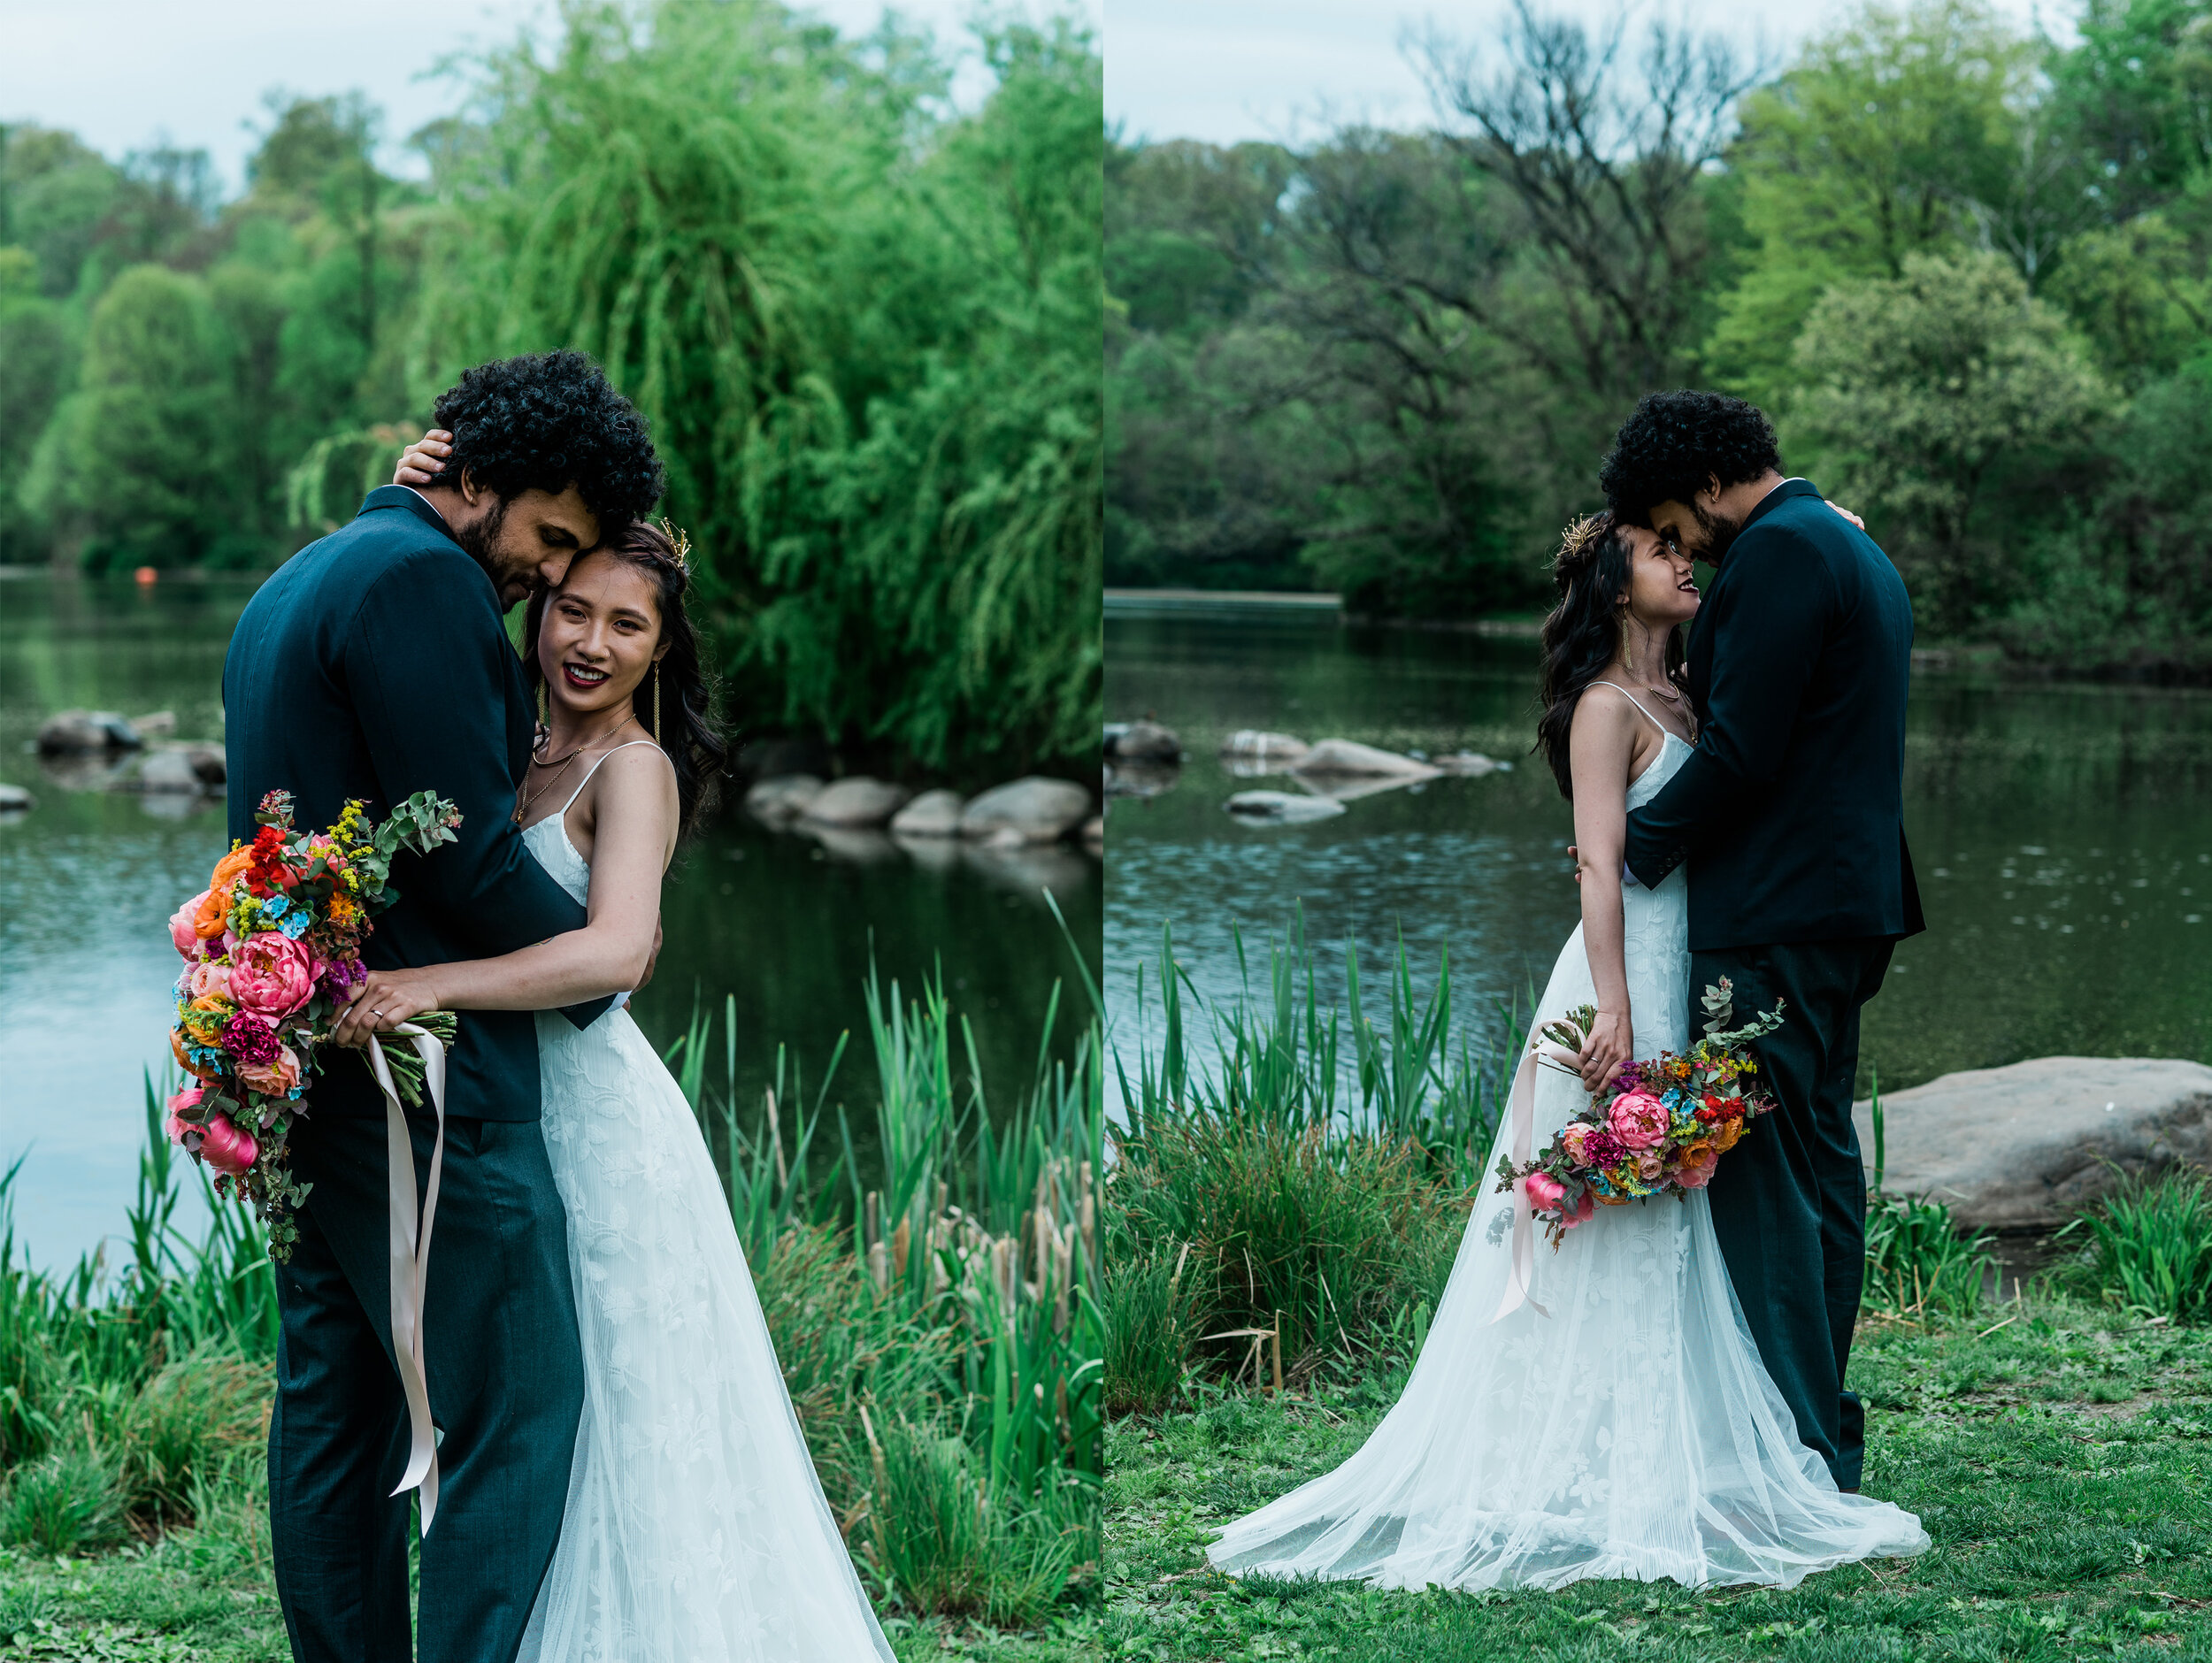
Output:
[224,350,664,1660]
[1605,390,1924,1494]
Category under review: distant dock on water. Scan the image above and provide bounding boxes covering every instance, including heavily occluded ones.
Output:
[1104,588,1342,616]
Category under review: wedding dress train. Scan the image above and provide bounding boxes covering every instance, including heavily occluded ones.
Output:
[1208,703,1929,1591]
[517,749,895,1660]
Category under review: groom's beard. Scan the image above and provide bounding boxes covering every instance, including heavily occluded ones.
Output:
[1692,502,1747,568]
[451,499,527,606]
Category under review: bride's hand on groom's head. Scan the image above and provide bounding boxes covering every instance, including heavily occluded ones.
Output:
[393,429,454,489]
[331,968,442,1049]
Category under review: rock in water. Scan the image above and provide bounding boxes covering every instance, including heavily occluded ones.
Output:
[138,747,222,792]
[1437,751,1509,775]
[1105,720,1181,763]
[890,788,964,838]
[744,774,825,822]
[1291,739,1441,778]
[803,776,911,828]
[959,778,1092,844]
[0,783,33,814]
[37,710,142,755]
[130,710,178,738]
[1854,1056,2212,1230]
[1225,790,1346,824]
[1221,730,1310,765]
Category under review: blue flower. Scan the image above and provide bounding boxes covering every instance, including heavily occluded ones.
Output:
[278,910,312,940]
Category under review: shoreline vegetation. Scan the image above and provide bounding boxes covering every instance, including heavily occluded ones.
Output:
[0,944,1106,1661]
[1103,923,2212,1656]
[1105,0,2212,682]
[2,0,1103,782]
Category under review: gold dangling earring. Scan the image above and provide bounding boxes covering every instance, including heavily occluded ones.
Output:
[652,663,661,747]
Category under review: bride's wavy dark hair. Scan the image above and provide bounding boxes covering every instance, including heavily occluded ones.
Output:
[1533,512,1686,800]
[526,520,729,836]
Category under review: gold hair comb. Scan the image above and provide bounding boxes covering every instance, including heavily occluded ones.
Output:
[1555,513,1608,567]
[656,517,693,572]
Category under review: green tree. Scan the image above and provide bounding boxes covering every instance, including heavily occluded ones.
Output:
[1790,251,2114,632]
[27,264,237,570]
[1709,1,2039,402]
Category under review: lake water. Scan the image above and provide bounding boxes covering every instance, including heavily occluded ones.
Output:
[1103,601,2212,1112]
[0,571,1100,1268]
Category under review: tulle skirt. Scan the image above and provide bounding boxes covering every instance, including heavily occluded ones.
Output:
[518,1007,895,1661]
[1207,878,1929,1590]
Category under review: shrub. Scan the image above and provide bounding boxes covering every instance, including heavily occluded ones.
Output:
[2062,1168,2212,1323]
[0,1445,127,1554]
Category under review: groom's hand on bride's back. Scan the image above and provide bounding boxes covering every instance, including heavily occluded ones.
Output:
[394,429,454,488]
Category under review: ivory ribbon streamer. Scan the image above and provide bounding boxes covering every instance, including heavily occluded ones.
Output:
[365,1023,448,1536]
[1487,1037,1585,1324]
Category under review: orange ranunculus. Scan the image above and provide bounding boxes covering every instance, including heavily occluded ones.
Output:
[182,993,234,1046]
[194,886,230,940]
[171,1025,219,1080]
[1711,1116,1745,1153]
[210,846,254,893]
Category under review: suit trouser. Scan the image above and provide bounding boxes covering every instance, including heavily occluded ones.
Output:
[269,1107,585,1663]
[1694,936,1893,1492]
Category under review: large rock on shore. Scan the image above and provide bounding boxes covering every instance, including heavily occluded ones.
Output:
[37,710,142,754]
[803,776,910,828]
[1854,1056,2212,1230]
[890,788,964,838]
[139,746,225,793]
[960,777,1091,845]
[745,774,824,822]
[1291,739,1441,779]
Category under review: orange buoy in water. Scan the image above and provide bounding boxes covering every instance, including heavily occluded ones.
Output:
[133,566,158,586]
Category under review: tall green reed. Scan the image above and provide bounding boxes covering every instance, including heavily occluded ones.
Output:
[2058,1167,2212,1323]
[1861,1071,1995,1318]
[1110,914,1524,1404]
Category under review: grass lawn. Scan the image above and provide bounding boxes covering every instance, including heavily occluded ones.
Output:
[1103,1298,2212,1661]
[0,1504,1102,1662]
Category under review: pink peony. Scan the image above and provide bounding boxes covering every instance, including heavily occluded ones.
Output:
[1608,1089,1671,1150]
[240,1042,302,1099]
[163,1084,204,1145]
[1677,1146,1719,1189]
[1633,1148,1665,1183]
[187,961,233,1000]
[232,931,314,1018]
[197,1113,259,1176]
[1524,1169,1566,1214]
[170,893,211,959]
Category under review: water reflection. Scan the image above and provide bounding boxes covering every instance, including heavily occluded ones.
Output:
[1103,604,2212,1109]
[0,573,1100,1267]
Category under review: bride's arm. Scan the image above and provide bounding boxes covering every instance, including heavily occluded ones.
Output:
[1569,693,1640,1092]
[330,747,679,1044]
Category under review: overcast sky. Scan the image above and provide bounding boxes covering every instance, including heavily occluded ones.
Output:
[1109,0,2075,148]
[2,0,1099,195]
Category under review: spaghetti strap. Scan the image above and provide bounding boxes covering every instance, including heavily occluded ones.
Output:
[557,739,665,817]
[1589,681,1678,741]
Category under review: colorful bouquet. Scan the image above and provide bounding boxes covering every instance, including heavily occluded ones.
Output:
[165,787,461,1258]
[1497,978,1786,1246]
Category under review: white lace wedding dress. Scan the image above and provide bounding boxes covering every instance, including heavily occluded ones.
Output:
[1208,695,1929,1591]
[516,747,895,1661]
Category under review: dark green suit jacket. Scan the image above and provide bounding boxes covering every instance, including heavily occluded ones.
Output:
[223,487,608,1121]
[1623,479,1926,952]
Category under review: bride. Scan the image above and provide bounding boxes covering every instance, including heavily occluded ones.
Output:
[1206,514,1929,1592]
[334,438,895,1659]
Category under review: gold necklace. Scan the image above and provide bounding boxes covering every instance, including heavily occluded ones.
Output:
[513,717,640,825]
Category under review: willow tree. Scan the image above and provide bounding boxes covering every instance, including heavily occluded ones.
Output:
[411,0,1102,778]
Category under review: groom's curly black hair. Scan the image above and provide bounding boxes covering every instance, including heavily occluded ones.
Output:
[432,350,665,526]
[1598,390,1780,521]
